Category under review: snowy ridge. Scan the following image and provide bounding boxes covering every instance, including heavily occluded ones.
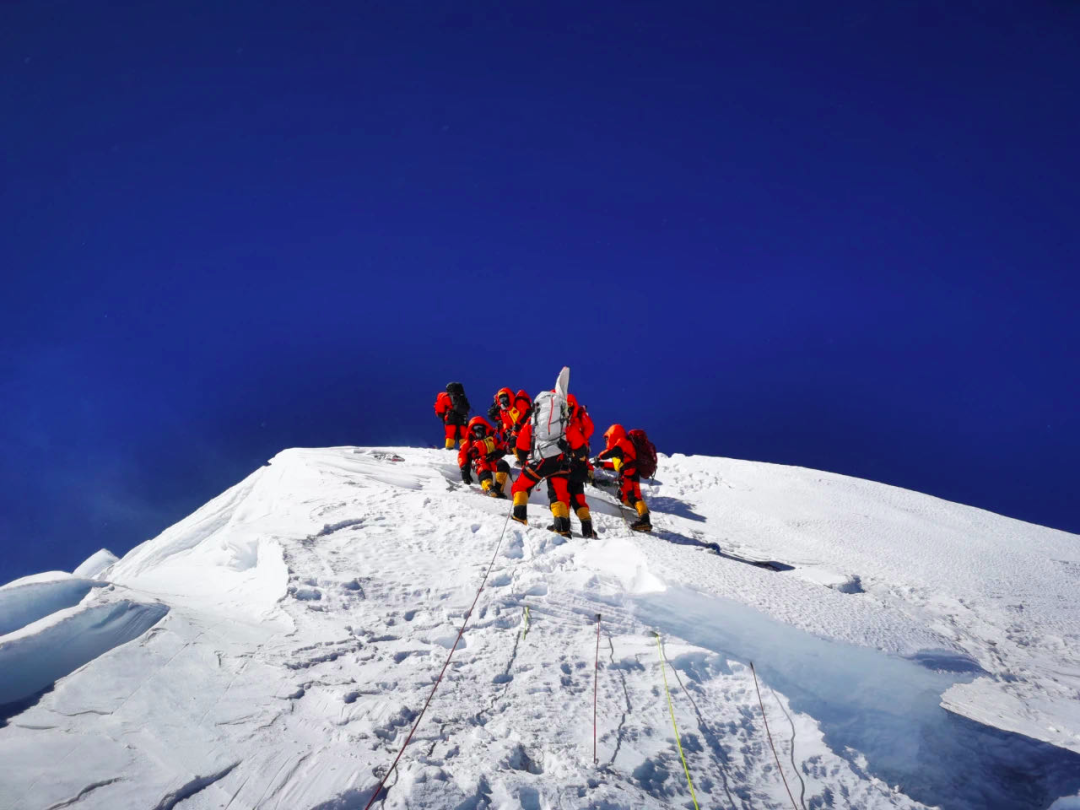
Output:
[1,446,1078,809]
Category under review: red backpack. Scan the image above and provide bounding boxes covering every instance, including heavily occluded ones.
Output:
[628,429,658,479]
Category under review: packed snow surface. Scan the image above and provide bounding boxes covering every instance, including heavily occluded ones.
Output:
[1,446,1078,810]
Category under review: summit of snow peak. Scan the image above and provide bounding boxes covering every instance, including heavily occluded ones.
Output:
[1,445,1078,810]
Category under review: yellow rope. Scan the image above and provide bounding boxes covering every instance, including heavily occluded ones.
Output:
[655,632,700,810]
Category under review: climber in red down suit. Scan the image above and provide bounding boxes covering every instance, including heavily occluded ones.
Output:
[487,387,515,441]
[554,394,595,538]
[458,416,511,498]
[595,424,651,532]
[510,388,575,535]
[510,391,590,538]
[435,382,470,449]
[506,390,532,453]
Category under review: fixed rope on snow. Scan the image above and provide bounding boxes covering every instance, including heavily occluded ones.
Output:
[654,631,700,810]
[767,679,808,810]
[660,635,740,810]
[751,661,800,810]
[362,504,516,810]
[363,453,788,809]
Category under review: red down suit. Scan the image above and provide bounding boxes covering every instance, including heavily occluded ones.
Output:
[458,416,511,497]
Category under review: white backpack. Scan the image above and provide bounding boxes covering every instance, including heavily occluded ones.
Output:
[531,390,568,459]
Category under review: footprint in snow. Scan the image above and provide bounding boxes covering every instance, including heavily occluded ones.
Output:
[434,635,466,650]
[503,535,525,560]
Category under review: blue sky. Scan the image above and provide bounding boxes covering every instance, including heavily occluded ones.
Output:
[2,1,1078,583]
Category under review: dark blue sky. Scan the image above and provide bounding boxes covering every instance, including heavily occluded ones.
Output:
[3,1,1078,583]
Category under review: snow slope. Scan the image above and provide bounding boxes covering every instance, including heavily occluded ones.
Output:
[1,445,1078,810]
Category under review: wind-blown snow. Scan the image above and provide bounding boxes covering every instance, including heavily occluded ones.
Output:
[0,573,105,637]
[0,594,169,707]
[73,549,119,579]
[1,446,1078,810]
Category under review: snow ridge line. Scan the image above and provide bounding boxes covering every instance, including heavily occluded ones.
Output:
[750,662,799,810]
[362,504,516,810]
[152,762,240,810]
[44,778,123,810]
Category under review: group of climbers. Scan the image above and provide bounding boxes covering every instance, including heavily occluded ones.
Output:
[433,380,653,537]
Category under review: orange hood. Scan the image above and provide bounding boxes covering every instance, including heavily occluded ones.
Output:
[604,424,626,446]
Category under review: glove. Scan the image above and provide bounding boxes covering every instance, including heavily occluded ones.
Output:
[487,403,501,421]
[461,467,473,485]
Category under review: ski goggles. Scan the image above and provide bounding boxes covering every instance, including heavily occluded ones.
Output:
[472,426,487,438]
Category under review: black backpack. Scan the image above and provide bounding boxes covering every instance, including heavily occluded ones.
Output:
[446,382,470,417]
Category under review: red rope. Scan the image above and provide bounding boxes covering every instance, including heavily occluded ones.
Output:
[363,507,514,810]
[593,613,601,764]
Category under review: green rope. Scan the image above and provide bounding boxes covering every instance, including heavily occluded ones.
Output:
[521,605,530,640]
[655,632,700,810]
